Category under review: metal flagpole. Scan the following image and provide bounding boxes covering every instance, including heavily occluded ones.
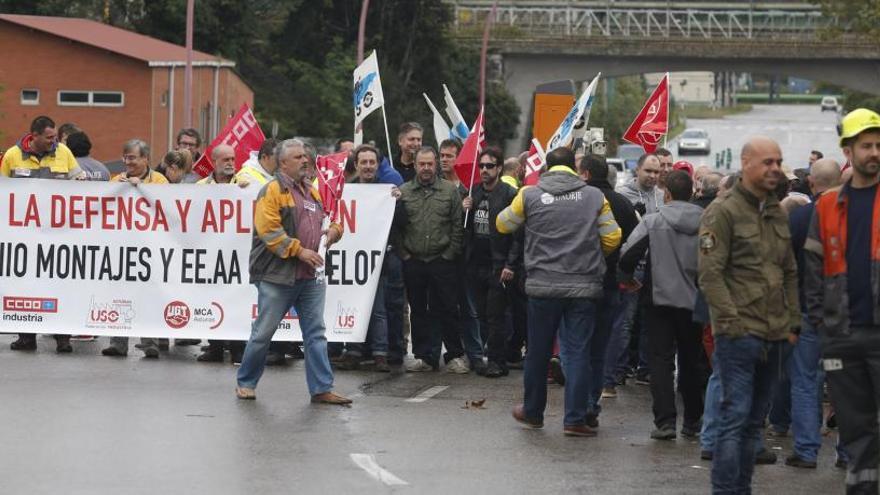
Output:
[463,107,483,228]
[663,72,670,149]
[381,105,394,170]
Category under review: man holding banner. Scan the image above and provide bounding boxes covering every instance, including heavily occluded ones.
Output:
[235,139,350,405]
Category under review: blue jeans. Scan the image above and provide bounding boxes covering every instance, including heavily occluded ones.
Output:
[589,288,619,417]
[347,272,389,357]
[459,260,484,363]
[237,280,334,396]
[712,335,787,495]
[383,252,406,361]
[603,289,638,387]
[524,297,596,426]
[769,316,822,461]
[701,353,766,454]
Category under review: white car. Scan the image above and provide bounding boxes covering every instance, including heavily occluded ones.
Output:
[821,96,839,112]
[677,128,711,155]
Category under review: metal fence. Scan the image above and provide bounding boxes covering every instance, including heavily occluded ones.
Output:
[450,2,837,39]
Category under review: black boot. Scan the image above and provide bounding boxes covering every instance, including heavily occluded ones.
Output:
[55,335,73,353]
[11,334,36,351]
[197,344,224,362]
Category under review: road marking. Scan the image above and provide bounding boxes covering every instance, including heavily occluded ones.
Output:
[404,385,449,403]
[350,454,409,486]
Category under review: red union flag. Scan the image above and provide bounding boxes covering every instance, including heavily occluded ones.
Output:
[454,107,486,190]
[193,103,266,177]
[316,151,349,222]
[524,138,546,186]
[623,74,669,153]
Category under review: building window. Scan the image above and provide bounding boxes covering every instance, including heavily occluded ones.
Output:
[57,90,124,107]
[21,89,39,105]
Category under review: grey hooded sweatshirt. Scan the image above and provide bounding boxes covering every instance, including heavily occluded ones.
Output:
[617,179,665,216]
[618,200,704,310]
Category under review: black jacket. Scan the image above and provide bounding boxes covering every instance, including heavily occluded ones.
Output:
[588,178,639,289]
[464,180,522,270]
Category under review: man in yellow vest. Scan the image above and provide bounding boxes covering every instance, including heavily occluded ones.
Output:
[103,139,168,358]
[1,115,84,353]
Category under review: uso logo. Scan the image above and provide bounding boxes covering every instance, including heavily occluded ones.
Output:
[164,301,190,329]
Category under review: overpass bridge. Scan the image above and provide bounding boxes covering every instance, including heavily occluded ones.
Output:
[447,1,880,150]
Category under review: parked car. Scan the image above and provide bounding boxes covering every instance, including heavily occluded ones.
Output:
[821,96,839,112]
[677,128,711,155]
[616,144,645,172]
[605,157,630,189]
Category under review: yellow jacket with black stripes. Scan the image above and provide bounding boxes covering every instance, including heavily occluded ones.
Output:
[496,165,621,298]
[249,178,342,286]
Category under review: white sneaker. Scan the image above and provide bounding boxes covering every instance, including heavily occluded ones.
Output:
[405,358,434,372]
[445,357,470,374]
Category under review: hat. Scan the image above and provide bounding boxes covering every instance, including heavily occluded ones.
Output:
[781,166,798,181]
[839,108,880,147]
[672,160,694,177]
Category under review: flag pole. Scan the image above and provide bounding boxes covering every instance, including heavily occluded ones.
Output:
[381,106,394,170]
[663,72,670,149]
[464,107,483,228]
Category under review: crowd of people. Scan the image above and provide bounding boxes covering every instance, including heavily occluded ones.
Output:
[3,107,880,494]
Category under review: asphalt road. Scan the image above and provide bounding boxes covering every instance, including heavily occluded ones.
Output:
[668,104,844,171]
[0,334,845,494]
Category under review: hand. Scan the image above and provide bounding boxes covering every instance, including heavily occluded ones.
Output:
[500,268,515,283]
[324,227,342,247]
[462,197,473,211]
[619,279,642,293]
[74,174,87,181]
[124,176,141,186]
[391,186,401,199]
[237,178,250,188]
[788,332,799,345]
[296,248,324,268]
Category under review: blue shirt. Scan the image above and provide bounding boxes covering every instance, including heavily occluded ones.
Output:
[846,184,877,325]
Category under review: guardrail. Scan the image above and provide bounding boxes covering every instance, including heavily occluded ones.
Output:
[450,2,837,39]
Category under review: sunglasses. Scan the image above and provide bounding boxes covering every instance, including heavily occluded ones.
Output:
[478,162,497,169]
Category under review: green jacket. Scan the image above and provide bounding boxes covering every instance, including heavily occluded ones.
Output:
[698,181,800,341]
[398,177,463,262]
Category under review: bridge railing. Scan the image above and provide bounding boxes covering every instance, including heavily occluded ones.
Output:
[450,3,837,39]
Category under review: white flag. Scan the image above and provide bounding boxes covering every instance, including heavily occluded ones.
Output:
[353,51,385,129]
[546,73,601,152]
[423,93,452,147]
[443,84,469,142]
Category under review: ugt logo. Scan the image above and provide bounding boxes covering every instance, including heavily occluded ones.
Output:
[353,72,377,117]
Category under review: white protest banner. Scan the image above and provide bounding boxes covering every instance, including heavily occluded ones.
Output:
[0,181,395,342]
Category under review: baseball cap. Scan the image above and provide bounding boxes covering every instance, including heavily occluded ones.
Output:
[672,160,693,177]
[839,108,880,147]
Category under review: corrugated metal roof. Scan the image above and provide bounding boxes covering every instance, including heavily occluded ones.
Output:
[0,13,233,66]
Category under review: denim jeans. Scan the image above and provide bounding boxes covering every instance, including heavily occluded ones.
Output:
[237,280,334,396]
[603,289,638,387]
[467,264,508,364]
[346,271,389,358]
[701,352,767,454]
[769,316,822,461]
[524,296,597,426]
[712,335,787,495]
[459,259,484,363]
[589,288,619,417]
[383,252,406,361]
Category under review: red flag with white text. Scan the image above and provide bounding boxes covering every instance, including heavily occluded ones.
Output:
[622,74,669,153]
[454,108,486,190]
[193,103,266,177]
[316,151,349,223]
[523,138,546,186]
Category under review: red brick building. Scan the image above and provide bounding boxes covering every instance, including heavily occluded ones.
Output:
[0,14,253,162]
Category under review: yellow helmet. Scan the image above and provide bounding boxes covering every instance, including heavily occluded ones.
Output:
[839,108,880,147]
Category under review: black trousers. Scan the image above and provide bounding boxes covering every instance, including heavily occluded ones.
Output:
[825,328,880,495]
[467,263,509,364]
[645,304,707,429]
[403,258,463,367]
